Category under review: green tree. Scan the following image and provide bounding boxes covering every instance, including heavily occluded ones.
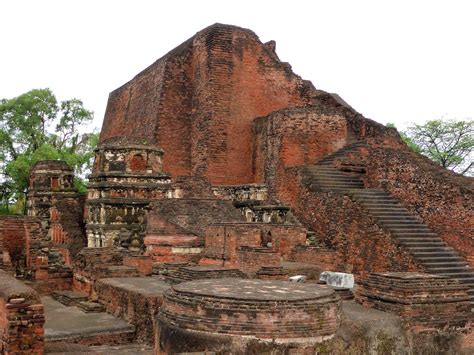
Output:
[386,122,421,153]
[387,119,474,176]
[0,89,98,213]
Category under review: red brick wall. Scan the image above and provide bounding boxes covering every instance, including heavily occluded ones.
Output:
[100,24,318,184]
[238,249,280,273]
[94,279,163,344]
[202,223,306,271]
[0,217,27,269]
[288,246,338,270]
[0,270,44,354]
[253,107,352,192]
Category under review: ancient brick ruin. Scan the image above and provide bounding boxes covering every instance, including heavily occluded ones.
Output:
[1,23,473,354]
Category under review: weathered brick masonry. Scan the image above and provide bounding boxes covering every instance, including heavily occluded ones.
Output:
[98,23,472,278]
[100,23,319,184]
[0,270,45,354]
[0,217,28,273]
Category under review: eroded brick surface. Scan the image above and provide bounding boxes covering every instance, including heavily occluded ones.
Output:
[0,270,44,354]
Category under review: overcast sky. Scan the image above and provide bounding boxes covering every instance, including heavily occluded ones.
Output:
[1,0,473,132]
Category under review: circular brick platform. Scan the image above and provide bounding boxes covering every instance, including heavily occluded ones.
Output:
[157,278,342,353]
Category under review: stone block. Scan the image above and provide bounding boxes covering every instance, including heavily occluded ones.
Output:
[320,271,355,288]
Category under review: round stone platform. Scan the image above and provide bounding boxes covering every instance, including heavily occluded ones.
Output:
[157,278,342,353]
[173,278,333,301]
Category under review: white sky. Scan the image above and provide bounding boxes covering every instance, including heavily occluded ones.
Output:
[1,0,473,132]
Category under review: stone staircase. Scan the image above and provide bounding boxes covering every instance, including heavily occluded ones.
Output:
[305,142,474,306]
[305,142,366,192]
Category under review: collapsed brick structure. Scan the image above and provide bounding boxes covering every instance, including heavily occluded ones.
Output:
[96,22,473,290]
[1,23,473,353]
[27,160,86,266]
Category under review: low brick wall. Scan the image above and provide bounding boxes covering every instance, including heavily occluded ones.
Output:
[238,247,280,274]
[32,269,73,295]
[123,256,153,276]
[289,246,337,270]
[203,223,307,272]
[0,216,28,273]
[356,272,471,331]
[95,278,169,344]
[0,270,44,354]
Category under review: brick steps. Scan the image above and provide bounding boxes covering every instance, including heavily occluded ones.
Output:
[316,142,367,165]
[44,296,136,346]
[304,142,474,307]
[349,188,474,305]
[52,290,88,306]
[305,145,366,192]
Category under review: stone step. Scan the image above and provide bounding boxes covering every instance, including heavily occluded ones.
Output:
[400,242,447,248]
[422,261,469,268]
[306,167,358,173]
[349,190,388,196]
[51,290,88,306]
[360,204,405,210]
[456,278,474,286]
[405,246,454,252]
[77,301,106,313]
[425,266,472,273]
[306,167,354,173]
[366,211,413,216]
[417,256,466,262]
[309,177,364,183]
[44,298,136,346]
[395,237,445,243]
[311,181,364,186]
[320,186,366,191]
[352,193,393,198]
[364,206,409,211]
[308,173,352,178]
[353,194,396,199]
[319,188,360,192]
[374,216,420,221]
[355,199,400,205]
[436,271,474,279]
[391,232,438,237]
[389,227,433,233]
[379,221,428,227]
[306,166,342,170]
[411,251,461,258]
[313,176,359,181]
[361,205,407,210]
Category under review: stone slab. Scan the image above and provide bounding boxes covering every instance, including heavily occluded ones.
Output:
[97,276,170,297]
[320,271,355,288]
[172,278,334,301]
[43,296,135,342]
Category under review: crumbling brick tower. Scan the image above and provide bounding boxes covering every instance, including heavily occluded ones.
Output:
[27,160,86,263]
[85,136,172,249]
[27,160,78,220]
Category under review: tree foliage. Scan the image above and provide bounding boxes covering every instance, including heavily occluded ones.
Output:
[0,89,98,213]
[388,119,474,176]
